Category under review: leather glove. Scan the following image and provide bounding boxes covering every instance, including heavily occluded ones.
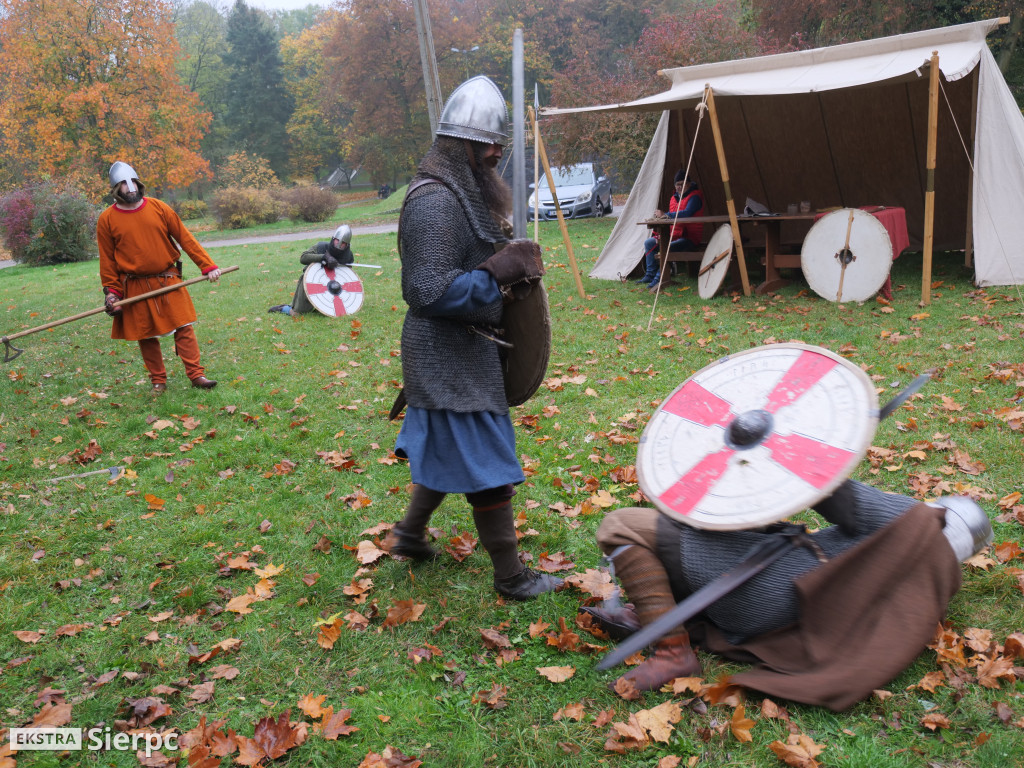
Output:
[478,239,544,287]
[104,293,122,316]
[321,254,340,271]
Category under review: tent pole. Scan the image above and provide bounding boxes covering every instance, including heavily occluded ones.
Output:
[705,85,751,296]
[922,51,940,305]
[965,68,978,268]
[535,126,587,299]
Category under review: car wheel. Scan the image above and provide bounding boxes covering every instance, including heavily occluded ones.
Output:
[605,195,614,214]
[594,196,605,218]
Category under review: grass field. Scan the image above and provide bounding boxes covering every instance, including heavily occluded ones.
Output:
[1,216,1022,767]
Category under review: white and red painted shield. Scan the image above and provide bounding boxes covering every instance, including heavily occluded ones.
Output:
[636,343,878,530]
[801,208,893,303]
[302,263,364,317]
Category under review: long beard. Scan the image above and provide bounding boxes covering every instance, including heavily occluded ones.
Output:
[472,161,512,221]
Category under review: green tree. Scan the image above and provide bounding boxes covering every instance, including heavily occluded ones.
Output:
[173,0,233,186]
[223,0,294,178]
[281,13,350,182]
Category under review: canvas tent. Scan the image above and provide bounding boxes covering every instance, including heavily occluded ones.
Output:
[543,19,1024,289]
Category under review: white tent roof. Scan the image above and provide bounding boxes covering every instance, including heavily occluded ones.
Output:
[545,20,1023,288]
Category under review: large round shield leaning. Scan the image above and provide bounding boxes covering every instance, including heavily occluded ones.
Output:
[636,343,878,530]
[801,208,893,303]
[302,263,364,317]
[697,224,734,300]
[501,280,552,407]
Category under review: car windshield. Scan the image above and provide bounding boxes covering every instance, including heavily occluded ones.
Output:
[538,165,594,189]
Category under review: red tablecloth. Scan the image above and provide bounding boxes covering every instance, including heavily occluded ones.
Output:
[814,206,908,300]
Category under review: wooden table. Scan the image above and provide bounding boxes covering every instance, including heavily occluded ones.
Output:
[640,213,820,294]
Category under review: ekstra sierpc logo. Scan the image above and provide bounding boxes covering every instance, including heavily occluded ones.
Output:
[9,727,179,756]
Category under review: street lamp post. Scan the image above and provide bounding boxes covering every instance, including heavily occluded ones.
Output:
[450,45,479,79]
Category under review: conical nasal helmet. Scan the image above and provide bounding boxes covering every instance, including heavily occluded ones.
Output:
[436,76,508,145]
[332,224,352,246]
[109,161,143,194]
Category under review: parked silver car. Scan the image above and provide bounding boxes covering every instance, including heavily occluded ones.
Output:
[528,163,612,220]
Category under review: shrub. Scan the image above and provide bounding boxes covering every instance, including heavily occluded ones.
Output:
[0,183,98,266]
[283,186,339,223]
[218,152,279,189]
[209,187,281,229]
[171,198,209,220]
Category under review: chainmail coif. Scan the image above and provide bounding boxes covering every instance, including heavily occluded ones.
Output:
[398,138,509,413]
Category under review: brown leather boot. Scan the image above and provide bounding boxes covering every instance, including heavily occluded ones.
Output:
[613,633,701,692]
[578,604,641,640]
[384,485,445,560]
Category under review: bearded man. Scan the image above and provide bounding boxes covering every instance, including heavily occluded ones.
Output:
[97,162,221,393]
[383,76,562,601]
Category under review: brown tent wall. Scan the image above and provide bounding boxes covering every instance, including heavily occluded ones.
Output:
[656,70,976,254]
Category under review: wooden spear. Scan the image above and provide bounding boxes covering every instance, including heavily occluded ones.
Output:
[2,265,240,362]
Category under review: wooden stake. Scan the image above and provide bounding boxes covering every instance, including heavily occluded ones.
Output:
[922,51,940,305]
[705,86,751,296]
[535,128,587,300]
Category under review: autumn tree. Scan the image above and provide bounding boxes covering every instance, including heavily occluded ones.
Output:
[223,0,294,178]
[547,0,778,184]
[0,0,211,197]
[318,0,451,186]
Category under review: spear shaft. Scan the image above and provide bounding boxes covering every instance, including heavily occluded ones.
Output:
[2,265,240,362]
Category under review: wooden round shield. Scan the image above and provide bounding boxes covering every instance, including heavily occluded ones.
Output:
[636,343,878,530]
[501,280,551,406]
[697,224,734,300]
[303,263,364,317]
[801,208,893,303]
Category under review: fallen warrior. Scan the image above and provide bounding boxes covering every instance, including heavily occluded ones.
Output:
[584,480,992,710]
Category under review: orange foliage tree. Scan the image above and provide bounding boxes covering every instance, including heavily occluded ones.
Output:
[0,0,211,197]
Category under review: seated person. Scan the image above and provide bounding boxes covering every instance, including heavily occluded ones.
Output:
[269,224,354,315]
[583,479,991,710]
[637,169,705,288]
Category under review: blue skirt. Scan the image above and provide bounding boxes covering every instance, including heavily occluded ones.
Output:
[395,407,525,494]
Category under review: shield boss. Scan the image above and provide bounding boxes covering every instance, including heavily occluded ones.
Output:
[303,263,364,316]
[636,343,878,530]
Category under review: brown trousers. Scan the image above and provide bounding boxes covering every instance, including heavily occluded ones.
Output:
[138,324,204,385]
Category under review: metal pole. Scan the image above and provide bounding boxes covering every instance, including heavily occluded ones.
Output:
[533,87,540,242]
[411,0,443,135]
[512,29,526,239]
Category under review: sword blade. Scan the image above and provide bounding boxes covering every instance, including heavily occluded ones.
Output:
[879,371,933,420]
[349,262,382,269]
[596,534,800,671]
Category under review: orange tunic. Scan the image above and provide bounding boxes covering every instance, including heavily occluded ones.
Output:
[97,198,218,341]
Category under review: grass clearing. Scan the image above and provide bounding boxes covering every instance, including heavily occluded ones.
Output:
[1,217,1022,766]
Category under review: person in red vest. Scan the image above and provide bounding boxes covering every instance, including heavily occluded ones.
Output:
[637,169,705,290]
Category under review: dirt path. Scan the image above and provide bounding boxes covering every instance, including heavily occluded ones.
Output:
[0,207,619,266]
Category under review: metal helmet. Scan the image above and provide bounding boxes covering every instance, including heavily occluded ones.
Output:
[332,224,352,247]
[109,161,142,194]
[930,496,993,562]
[436,76,508,145]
